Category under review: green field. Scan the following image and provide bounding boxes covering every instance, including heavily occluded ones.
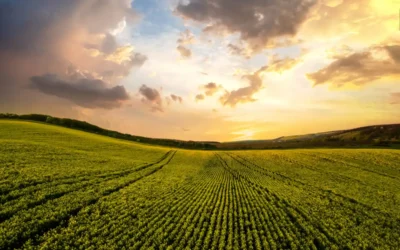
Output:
[1,120,399,249]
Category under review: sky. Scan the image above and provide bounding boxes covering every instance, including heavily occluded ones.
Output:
[0,0,399,141]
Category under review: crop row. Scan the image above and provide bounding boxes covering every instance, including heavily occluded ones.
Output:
[1,149,399,249]
[22,154,352,249]
[222,152,400,248]
[0,151,176,249]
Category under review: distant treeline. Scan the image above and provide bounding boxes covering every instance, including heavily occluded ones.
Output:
[219,139,400,150]
[0,113,218,150]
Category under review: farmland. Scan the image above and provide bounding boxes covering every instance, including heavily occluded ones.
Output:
[1,120,400,249]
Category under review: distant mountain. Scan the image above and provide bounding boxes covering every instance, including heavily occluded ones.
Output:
[1,113,400,150]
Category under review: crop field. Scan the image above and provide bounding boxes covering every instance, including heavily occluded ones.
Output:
[1,120,400,249]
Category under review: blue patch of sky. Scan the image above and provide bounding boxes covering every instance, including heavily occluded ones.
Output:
[132,0,186,36]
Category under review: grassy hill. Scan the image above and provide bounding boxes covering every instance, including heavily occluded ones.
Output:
[0,113,218,150]
[0,120,400,249]
[1,113,400,149]
[218,124,400,149]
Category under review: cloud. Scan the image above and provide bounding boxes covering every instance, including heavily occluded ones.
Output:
[177,45,192,59]
[386,45,400,64]
[171,94,183,103]
[390,93,400,104]
[0,0,145,110]
[194,82,222,103]
[176,29,194,59]
[176,0,317,54]
[228,39,303,59]
[177,29,195,45]
[323,0,343,8]
[104,46,133,63]
[30,74,129,109]
[213,53,300,108]
[121,52,148,72]
[139,85,163,112]
[195,94,205,101]
[202,82,222,96]
[130,53,148,66]
[266,54,302,73]
[85,33,119,55]
[0,0,137,57]
[227,43,251,59]
[101,33,118,54]
[219,67,266,107]
[301,0,397,44]
[307,42,400,87]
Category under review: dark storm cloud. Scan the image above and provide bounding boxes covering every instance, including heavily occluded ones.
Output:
[30,74,130,109]
[307,43,400,87]
[139,85,163,112]
[176,0,316,54]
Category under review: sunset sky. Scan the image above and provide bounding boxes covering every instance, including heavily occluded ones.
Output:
[0,0,399,141]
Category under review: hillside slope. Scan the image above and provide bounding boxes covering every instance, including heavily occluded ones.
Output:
[1,113,400,149]
[219,124,400,149]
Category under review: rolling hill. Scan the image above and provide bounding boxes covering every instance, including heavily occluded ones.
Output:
[1,113,400,149]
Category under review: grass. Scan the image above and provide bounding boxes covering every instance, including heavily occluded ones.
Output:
[0,120,399,249]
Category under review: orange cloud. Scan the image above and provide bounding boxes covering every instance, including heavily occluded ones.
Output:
[308,42,400,87]
[195,94,205,102]
[301,0,397,44]
[177,45,192,59]
[176,29,195,59]
[202,82,223,96]
[266,54,303,73]
[177,29,195,45]
[219,66,267,107]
